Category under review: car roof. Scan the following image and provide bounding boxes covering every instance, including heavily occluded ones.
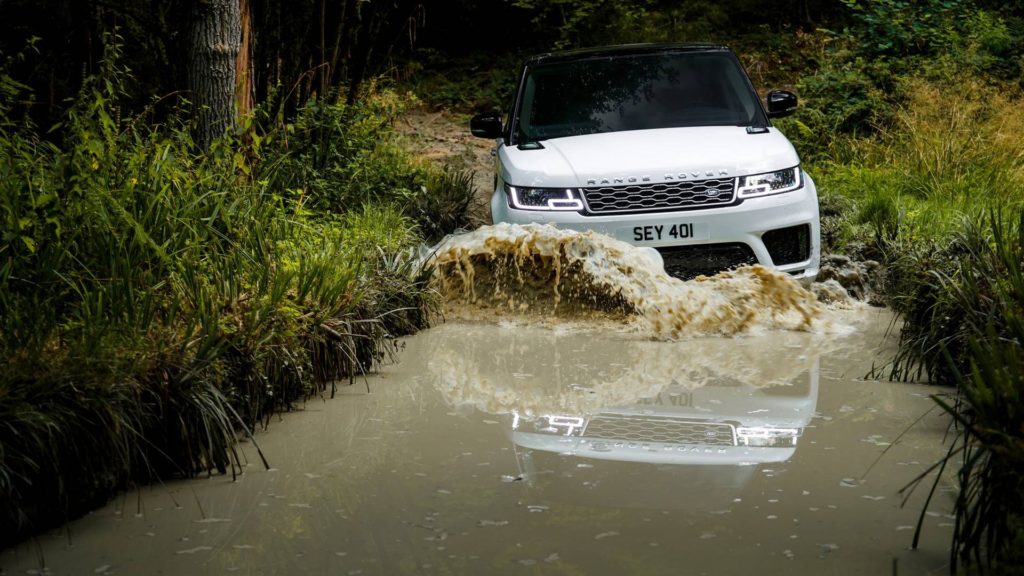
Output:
[523,43,732,66]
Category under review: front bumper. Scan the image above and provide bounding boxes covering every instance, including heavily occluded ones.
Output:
[491,172,821,283]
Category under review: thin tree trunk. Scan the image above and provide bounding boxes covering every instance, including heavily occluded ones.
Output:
[328,0,351,90]
[236,0,254,119]
[188,0,241,150]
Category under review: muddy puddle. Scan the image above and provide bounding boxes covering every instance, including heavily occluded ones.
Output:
[1,305,956,575]
[4,227,954,575]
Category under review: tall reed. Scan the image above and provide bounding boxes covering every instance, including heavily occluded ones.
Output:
[899,210,1024,572]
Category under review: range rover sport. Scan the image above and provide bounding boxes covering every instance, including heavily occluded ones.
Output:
[470,43,820,282]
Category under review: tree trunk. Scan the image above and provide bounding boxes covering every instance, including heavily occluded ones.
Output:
[188,0,241,150]
[236,0,254,119]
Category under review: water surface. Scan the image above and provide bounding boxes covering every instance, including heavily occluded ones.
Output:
[1,308,955,575]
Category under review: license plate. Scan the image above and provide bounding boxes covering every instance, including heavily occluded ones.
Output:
[631,223,708,243]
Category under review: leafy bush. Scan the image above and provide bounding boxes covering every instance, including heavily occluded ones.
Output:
[404,165,477,242]
[259,84,477,241]
[0,45,434,545]
[261,85,422,212]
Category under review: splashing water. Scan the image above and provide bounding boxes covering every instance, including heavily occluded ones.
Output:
[429,224,823,339]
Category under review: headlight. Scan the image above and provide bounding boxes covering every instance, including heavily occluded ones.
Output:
[507,185,584,211]
[736,426,799,447]
[738,167,802,198]
[512,412,586,436]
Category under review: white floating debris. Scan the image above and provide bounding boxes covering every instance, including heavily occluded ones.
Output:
[839,478,858,488]
[817,543,840,553]
[861,495,885,501]
[175,546,213,555]
[594,531,620,540]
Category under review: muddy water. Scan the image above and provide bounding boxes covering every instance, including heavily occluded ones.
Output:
[1,308,955,576]
[431,224,826,339]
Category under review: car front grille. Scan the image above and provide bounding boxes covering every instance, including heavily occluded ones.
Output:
[581,178,736,214]
[584,414,736,447]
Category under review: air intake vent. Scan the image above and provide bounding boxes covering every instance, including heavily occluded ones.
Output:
[763,224,811,266]
[656,243,757,280]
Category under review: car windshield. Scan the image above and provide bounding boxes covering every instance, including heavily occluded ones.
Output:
[515,51,764,143]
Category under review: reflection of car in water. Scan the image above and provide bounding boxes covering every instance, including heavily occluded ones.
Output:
[511,358,818,467]
[507,361,819,511]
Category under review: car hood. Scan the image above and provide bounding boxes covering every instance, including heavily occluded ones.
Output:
[499,126,800,188]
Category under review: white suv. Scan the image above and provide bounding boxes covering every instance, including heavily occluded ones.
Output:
[471,44,820,282]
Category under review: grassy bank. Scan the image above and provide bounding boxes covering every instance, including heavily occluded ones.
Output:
[0,46,474,546]
[780,13,1024,571]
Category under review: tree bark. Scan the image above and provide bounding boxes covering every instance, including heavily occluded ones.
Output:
[188,0,241,150]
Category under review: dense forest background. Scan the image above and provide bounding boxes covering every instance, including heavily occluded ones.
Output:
[2,0,1024,572]
[3,0,1021,125]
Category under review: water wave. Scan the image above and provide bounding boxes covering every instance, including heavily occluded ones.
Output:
[429,223,826,339]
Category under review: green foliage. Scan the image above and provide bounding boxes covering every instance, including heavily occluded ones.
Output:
[401,51,521,111]
[0,46,438,545]
[840,0,965,57]
[792,1,1024,140]
[510,0,656,48]
[262,85,421,212]
[897,210,1024,571]
[404,165,477,243]
[261,84,476,241]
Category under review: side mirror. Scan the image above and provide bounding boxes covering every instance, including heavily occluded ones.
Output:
[470,112,503,139]
[766,90,798,119]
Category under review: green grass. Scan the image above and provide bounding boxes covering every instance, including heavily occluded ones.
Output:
[0,45,441,546]
[896,210,1024,573]
[803,74,1024,571]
